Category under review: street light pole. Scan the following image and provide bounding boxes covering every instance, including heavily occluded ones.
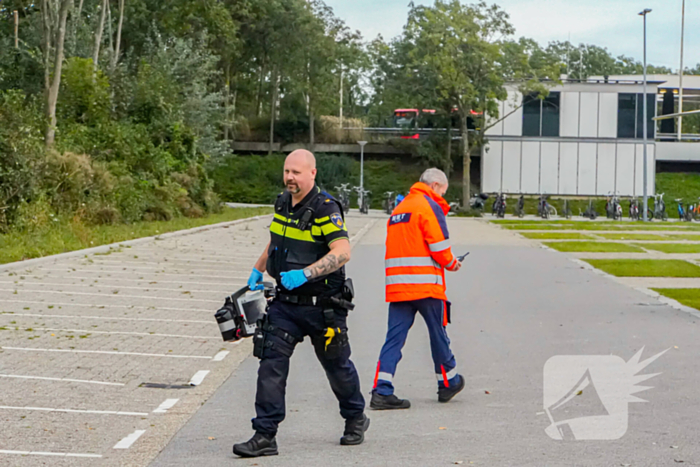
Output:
[358,141,367,212]
[640,8,652,222]
[678,0,686,141]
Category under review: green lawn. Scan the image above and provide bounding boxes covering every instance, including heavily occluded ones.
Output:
[665,234,700,241]
[0,207,272,265]
[635,243,700,254]
[585,259,700,277]
[545,242,645,253]
[653,288,700,310]
[596,233,667,241]
[501,222,699,232]
[519,232,595,240]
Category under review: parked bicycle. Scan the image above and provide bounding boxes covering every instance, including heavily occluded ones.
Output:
[383,191,395,215]
[515,194,525,218]
[580,199,598,220]
[334,183,351,213]
[491,193,507,218]
[629,198,640,221]
[538,194,557,219]
[561,199,572,219]
[652,193,667,221]
[353,186,371,214]
[605,192,623,220]
[469,193,489,211]
[676,198,694,222]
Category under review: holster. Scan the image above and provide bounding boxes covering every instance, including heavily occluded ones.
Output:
[253,314,300,359]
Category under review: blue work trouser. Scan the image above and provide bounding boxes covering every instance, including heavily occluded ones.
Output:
[252,299,365,436]
[374,298,458,396]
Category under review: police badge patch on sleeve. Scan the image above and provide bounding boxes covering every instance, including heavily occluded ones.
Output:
[331,213,344,228]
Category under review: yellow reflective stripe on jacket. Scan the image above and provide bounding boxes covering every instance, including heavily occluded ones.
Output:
[315,216,330,224]
[270,220,316,242]
[320,222,345,235]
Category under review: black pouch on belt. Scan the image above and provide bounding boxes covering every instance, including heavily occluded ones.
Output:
[252,316,267,359]
[445,301,452,325]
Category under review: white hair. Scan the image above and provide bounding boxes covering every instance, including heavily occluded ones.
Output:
[420,168,448,186]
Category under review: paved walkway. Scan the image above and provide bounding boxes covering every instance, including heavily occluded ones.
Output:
[151,218,700,466]
[0,214,373,466]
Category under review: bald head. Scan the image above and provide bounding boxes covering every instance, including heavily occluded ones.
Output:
[284,149,318,202]
[286,149,316,169]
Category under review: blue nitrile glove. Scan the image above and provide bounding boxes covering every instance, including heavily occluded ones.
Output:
[247,268,265,291]
[280,269,309,290]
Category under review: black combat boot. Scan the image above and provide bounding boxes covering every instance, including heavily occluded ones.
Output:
[233,432,278,457]
[438,374,465,403]
[339,414,370,446]
[370,390,411,410]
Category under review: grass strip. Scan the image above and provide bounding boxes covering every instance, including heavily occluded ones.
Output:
[653,288,700,310]
[544,242,645,253]
[595,233,667,241]
[519,232,595,240]
[584,259,700,277]
[635,243,700,254]
[0,207,272,265]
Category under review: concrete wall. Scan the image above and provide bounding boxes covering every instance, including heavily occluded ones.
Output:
[482,138,656,197]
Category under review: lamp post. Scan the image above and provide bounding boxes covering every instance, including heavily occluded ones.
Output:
[639,8,652,222]
[358,141,367,212]
[678,0,686,141]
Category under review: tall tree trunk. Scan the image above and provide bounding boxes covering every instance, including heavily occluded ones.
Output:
[46,0,71,147]
[309,101,315,151]
[111,0,124,70]
[461,114,470,206]
[224,64,231,141]
[256,63,265,117]
[71,0,83,46]
[445,117,452,177]
[41,0,51,95]
[268,67,279,155]
[92,0,108,76]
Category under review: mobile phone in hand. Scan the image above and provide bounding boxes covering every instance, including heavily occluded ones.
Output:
[457,252,470,262]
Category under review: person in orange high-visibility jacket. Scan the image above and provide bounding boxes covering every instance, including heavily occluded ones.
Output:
[370,168,465,410]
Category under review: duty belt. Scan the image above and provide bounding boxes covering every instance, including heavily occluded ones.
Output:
[276,291,355,311]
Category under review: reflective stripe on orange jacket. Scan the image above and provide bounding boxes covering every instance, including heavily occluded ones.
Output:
[385,182,456,303]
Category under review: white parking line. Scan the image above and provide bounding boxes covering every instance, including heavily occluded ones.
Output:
[27,328,219,340]
[66,262,245,275]
[188,370,210,386]
[153,398,179,414]
[0,299,212,312]
[2,347,213,359]
[38,267,246,281]
[0,374,124,386]
[0,288,219,304]
[0,405,147,416]
[91,257,258,266]
[113,430,147,449]
[22,275,241,287]
[212,350,230,362]
[0,449,102,458]
[0,280,228,294]
[2,313,211,324]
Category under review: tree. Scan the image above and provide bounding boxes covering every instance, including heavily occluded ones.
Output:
[41,0,72,147]
[403,1,517,204]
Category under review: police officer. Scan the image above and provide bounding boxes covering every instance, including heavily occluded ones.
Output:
[233,150,369,458]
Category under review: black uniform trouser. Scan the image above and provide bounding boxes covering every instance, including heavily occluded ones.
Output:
[252,299,365,436]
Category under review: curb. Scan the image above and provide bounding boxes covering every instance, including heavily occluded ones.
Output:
[0,214,273,273]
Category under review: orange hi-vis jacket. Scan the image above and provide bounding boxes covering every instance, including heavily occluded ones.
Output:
[385,182,457,303]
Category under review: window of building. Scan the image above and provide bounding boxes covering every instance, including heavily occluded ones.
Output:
[618,93,655,139]
[522,92,560,137]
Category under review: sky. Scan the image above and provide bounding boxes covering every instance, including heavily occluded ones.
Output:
[324,0,699,70]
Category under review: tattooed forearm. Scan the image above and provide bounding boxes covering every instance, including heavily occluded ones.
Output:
[304,252,350,280]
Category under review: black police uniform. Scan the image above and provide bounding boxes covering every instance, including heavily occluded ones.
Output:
[251,185,366,437]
